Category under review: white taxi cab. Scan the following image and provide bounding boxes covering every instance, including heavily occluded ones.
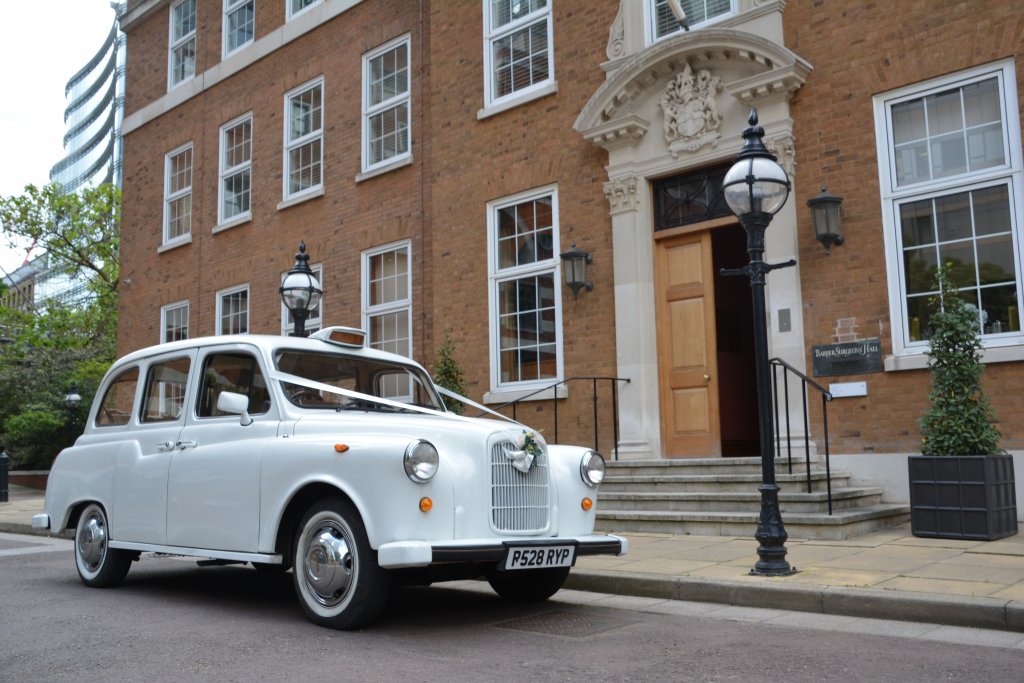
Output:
[33,327,626,629]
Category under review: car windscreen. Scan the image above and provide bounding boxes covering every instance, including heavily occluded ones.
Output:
[274,349,444,412]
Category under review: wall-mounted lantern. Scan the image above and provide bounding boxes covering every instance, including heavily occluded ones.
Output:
[560,242,593,299]
[807,186,844,255]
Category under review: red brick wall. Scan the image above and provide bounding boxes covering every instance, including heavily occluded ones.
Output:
[121,0,427,354]
[125,1,296,116]
[424,1,621,451]
[786,0,1024,453]
[9,472,48,490]
[120,0,622,453]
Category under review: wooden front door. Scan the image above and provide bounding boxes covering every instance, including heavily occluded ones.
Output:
[655,230,720,457]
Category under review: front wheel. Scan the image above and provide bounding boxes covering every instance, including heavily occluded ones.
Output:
[292,498,390,630]
[486,566,570,602]
[74,503,132,588]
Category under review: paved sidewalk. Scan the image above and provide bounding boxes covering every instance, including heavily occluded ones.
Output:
[4,484,1023,632]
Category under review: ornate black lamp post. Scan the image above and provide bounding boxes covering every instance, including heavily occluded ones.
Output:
[721,109,797,576]
[65,384,82,447]
[279,241,323,337]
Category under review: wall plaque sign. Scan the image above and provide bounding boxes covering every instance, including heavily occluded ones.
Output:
[811,338,883,377]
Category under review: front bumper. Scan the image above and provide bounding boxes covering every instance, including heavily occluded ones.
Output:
[32,514,50,530]
[377,533,628,569]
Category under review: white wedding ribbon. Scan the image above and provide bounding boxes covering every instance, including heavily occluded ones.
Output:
[501,445,535,474]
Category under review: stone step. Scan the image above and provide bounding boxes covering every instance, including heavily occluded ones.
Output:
[606,457,818,477]
[600,470,850,494]
[598,487,884,514]
[595,505,911,541]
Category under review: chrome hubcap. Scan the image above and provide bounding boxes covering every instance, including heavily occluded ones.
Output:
[78,513,107,571]
[303,522,353,607]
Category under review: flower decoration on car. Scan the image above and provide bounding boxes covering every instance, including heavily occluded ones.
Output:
[503,430,546,473]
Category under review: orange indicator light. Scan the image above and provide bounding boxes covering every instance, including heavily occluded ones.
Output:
[419,497,433,513]
[334,444,350,453]
[581,497,593,511]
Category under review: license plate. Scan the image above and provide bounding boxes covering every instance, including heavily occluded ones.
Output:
[504,545,575,570]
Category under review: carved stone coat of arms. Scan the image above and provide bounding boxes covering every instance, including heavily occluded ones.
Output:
[659,62,723,155]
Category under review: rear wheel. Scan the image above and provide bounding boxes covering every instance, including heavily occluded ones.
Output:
[486,566,570,602]
[74,503,132,588]
[292,498,390,630]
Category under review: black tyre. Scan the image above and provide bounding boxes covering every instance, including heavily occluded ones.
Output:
[74,503,132,588]
[292,497,390,630]
[486,566,570,602]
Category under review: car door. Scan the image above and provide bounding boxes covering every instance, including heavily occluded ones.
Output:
[112,351,196,544]
[165,345,277,552]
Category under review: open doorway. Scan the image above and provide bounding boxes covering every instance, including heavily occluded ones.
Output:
[711,224,759,457]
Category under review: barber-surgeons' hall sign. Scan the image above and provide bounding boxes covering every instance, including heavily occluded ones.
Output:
[811,338,883,377]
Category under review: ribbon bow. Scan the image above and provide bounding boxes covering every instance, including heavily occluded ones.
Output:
[502,444,535,474]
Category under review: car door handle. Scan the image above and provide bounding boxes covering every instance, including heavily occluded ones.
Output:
[156,440,176,452]
[176,440,198,450]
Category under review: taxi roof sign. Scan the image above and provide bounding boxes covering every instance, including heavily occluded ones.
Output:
[314,326,367,348]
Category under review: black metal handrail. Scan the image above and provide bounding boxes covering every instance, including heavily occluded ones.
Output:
[485,376,630,460]
[770,357,834,514]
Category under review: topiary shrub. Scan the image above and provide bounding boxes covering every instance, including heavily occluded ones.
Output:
[432,333,467,415]
[919,265,1001,456]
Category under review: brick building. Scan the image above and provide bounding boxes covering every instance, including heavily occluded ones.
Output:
[117,0,1024,502]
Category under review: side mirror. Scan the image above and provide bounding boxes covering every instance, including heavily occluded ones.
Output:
[217,391,253,426]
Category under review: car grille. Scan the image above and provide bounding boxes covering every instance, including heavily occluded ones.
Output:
[490,440,550,533]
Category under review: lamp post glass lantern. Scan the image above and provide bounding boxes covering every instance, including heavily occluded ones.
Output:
[721,109,797,577]
[65,386,82,410]
[280,241,323,337]
[65,385,82,448]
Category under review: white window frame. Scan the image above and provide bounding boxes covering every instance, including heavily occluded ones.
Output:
[168,0,197,89]
[223,0,255,58]
[283,77,325,202]
[486,185,563,394]
[218,113,253,226]
[362,35,412,174]
[874,59,1024,367]
[280,262,323,335]
[163,142,193,247]
[216,284,250,335]
[482,0,555,110]
[160,301,190,343]
[362,241,413,357]
[287,0,321,21]
[644,0,736,44]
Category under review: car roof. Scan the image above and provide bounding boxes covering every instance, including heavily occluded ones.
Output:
[110,333,429,373]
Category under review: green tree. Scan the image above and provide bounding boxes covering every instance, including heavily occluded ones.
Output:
[432,333,467,415]
[919,265,1001,456]
[0,183,120,469]
[0,182,120,306]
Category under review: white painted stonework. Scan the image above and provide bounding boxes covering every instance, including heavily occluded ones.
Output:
[576,0,811,459]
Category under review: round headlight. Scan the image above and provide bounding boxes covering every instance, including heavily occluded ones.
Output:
[404,440,439,483]
[580,451,606,487]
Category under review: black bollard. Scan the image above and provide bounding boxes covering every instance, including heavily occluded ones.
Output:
[0,449,8,503]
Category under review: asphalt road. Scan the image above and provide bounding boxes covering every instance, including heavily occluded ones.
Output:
[1,533,1022,682]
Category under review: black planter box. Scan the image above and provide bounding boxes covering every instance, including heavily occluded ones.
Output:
[908,454,1018,540]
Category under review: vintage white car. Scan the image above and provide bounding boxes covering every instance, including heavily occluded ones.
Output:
[33,327,626,629]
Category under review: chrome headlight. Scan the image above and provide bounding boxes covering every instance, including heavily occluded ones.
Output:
[404,440,439,483]
[580,450,606,487]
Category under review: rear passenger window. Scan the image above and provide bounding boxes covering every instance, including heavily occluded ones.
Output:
[95,367,140,427]
[141,357,191,423]
[198,353,271,418]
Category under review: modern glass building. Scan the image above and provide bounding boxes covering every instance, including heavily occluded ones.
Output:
[8,4,129,312]
[49,8,125,193]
